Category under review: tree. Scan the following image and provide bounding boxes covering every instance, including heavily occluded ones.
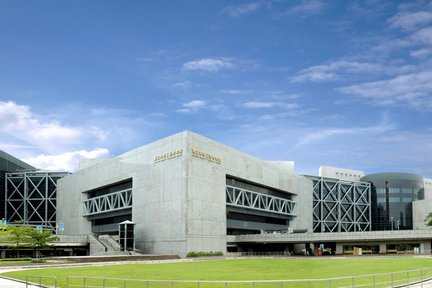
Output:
[5,225,33,258]
[425,212,432,227]
[27,229,58,258]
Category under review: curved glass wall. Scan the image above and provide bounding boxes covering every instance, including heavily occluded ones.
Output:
[360,173,424,231]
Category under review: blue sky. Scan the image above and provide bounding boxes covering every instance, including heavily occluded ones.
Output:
[0,0,431,178]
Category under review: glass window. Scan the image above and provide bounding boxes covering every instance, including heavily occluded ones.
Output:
[402,197,412,203]
[402,188,412,193]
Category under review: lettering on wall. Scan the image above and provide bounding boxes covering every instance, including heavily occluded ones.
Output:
[191,149,221,164]
[154,149,183,163]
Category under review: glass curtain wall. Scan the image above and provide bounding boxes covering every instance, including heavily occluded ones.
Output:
[361,173,424,231]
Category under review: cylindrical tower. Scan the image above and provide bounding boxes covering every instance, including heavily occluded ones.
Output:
[360,172,424,231]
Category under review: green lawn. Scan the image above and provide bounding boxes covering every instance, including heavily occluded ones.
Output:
[3,257,432,288]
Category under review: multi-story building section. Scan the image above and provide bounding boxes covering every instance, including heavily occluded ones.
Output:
[319,166,364,182]
[361,173,424,231]
[0,150,34,220]
[5,171,70,228]
[3,133,432,257]
[424,178,432,199]
[57,131,312,257]
[305,176,371,233]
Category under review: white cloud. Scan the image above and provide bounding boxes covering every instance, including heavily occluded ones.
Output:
[221,89,253,95]
[177,100,207,113]
[183,100,207,108]
[388,11,432,31]
[174,81,192,88]
[0,101,90,152]
[243,102,275,109]
[294,114,395,148]
[412,26,432,45]
[290,60,416,83]
[283,0,328,17]
[339,70,432,109]
[223,2,261,17]
[290,68,339,83]
[243,101,299,110]
[183,58,234,72]
[410,48,432,58]
[348,1,390,18]
[369,37,413,56]
[24,148,110,172]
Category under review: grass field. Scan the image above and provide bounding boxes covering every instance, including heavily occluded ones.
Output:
[3,257,432,287]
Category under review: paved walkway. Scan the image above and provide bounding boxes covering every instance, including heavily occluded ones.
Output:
[0,276,39,287]
[0,268,41,288]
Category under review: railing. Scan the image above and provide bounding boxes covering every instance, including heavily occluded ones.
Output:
[55,234,89,243]
[26,275,57,287]
[83,189,132,216]
[226,186,295,217]
[227,251,292,257]
[228,250,432,256]
[64,268,432,288]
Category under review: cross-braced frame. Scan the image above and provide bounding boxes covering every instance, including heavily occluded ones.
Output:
[83,188,132,216]
[5,171,69,228]
[226,185,296,217]
[306,176,371,232]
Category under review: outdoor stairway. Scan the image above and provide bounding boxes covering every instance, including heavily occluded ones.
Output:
[90,234,131,256]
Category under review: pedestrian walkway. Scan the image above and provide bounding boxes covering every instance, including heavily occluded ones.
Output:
[0,276,39,288]
[406,279,432,288]
[0,267,41,288]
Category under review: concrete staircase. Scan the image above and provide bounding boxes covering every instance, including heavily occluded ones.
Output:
[89,234,130,256]
[99,235,122,252]
[88,235,108,255]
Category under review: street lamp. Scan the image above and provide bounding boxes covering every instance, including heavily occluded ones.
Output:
[391,216,394,230]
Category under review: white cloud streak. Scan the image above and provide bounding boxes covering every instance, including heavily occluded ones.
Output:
[410,48,432,58]
[183,100,207,108]
[0,101,87,152]
[223,2,261,17]
[243,101,299,110]
[388,11,432,31]
[24,148,110,172]
[221,89,253,95]
[294,114,395,148]
[183,58,234,72]
[339,70,432,109]
[412,26,432,45]
[283,0,328,17]
[0,101,170,172]
[177,100,207,113]
[290,60,415,83]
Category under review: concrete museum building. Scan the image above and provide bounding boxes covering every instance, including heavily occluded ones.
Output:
[57,131,312,256]
[0,132,431,257]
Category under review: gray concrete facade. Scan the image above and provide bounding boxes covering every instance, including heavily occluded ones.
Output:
[57,131,312,257]
[413,199,432,230]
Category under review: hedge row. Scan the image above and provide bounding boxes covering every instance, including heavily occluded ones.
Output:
[186,251,223,257]
[0,257,32,262]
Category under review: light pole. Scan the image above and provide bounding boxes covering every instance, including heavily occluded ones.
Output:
[391,216,394,230]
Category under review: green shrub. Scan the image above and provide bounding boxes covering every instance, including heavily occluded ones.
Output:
[30,258,46,263]
[186,251,223,257]
[0,257,32,262]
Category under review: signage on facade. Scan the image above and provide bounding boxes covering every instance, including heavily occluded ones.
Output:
[154,149,183,163]
[191,149,221,164]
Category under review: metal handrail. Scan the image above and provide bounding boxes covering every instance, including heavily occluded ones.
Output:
[64,268,432,288]
[26,275,57,287]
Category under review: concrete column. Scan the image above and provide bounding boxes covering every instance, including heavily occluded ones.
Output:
[421,241,431,254]
[312,243,318,256]
[379,243,386,254]
[335,243,343,255]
